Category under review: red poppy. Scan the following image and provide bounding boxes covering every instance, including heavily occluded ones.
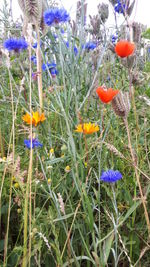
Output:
[96,87,119,103]
[115,40,135,58]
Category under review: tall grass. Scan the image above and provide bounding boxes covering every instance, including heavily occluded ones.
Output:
[0,0,150,266]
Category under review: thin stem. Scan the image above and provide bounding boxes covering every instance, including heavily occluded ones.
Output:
[124,117,150,237]
[36,24,43,111]
[3,65,15,267]
[22,23,33,267]
[111,184,119,267]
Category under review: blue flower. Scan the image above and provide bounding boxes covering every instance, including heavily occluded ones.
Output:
[50,68,58,77]
[100,170,122,183]
[114,0,127,14]
[4,38,28,52]
[31,55,37,65]
[74,46,78,56]
[111,34,118,44]
[42,62,56,71]
[24,138,43,149]
[42,62,58,77]
[32,42,37,48]
[83,42,97,51]
[32,41,42,48]
[65,41,69,48]
[44,8,70,26]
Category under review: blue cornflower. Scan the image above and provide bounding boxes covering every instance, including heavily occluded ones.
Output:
[4,38,28,52]
[100,170,122,183]
[42,62,56,71]
[83,42,97,51]
[111,34,118,44]
[32,41,42,48]
[24,138,43,149]
[44,8,70,26]
[114,0,127,14]
[65,41,69,48]
[32,42,37,48]
[50,68,58,77]
[74,46,78,56]
[42,62,58,77]
[31,55,37,65]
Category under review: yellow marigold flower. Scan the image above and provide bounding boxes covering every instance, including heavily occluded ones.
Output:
[22,111,46,127]
[75,122,99,134]
[50,148,54,154]
[65,165,71,173]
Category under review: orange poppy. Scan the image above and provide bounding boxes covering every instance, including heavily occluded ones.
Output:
[96,87,119,103]
[115,40,135,58]
[22,111,46,126]
[75,122,99,134]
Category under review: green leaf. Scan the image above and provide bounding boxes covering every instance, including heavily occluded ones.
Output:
[101,233,114,265]
[142,28,150,39]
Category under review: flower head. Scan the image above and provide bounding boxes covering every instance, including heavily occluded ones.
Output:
[42,63,58,77]
[31,55,37,65]
[44,8,70,26]
[114,0,127,14]
[22,111,46,127]
[24,138,43,149]
[115,40,135,58]
[65,165,71,173]
[75,122,99,134]
[83,42,97,51]
[100,170,122,183]
[96,87,119,103]
[111,33,118,44]
[4,38,28,52]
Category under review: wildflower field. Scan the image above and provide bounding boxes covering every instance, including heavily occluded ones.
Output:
[0,0,150,266]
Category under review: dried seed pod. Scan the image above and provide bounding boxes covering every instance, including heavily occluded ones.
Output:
[97,3,109,23]
[112,91,130,117]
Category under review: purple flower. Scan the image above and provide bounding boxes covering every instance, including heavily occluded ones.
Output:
[24,138,43,149]
[4,38,28,52]
[100,170,122,183]
[44,8,70,26]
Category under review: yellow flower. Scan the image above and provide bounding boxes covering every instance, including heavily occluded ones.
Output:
[65,165,71,173]
[22,111,46,126]
[50,148,54,154]
[48,178,52,184]
[14,183,19,188]
[84,162,87,168]
[75,122,99,134]
[12,176,16,182]
[17,208,21,214]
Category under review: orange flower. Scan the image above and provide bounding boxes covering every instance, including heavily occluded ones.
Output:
[96,87,119,103]
[22,111,46,126]
[75,122,99,134]
[115,40,135,58]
